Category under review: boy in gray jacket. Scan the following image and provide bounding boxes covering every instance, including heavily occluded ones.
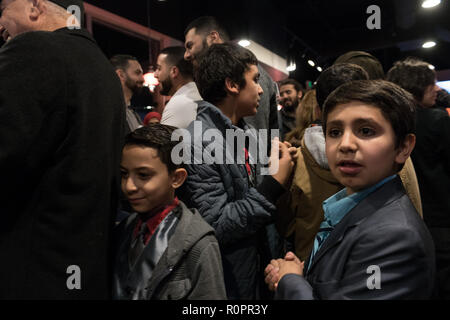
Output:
[113,124,226,300]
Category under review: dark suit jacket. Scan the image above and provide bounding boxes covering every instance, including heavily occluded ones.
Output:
[0,28,125,299]
[276,176,435,300]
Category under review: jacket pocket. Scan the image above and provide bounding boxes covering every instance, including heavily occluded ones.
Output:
[157,279,192,300]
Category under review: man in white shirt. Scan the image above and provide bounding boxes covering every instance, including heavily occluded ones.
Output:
[155,46,202,129]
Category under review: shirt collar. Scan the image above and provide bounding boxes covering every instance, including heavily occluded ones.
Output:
[322,174,397,228]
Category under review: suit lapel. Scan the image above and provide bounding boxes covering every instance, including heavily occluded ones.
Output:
[306,176,405,273]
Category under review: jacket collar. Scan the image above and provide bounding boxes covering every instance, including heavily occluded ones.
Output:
[54,27,98,45]
[306,175,405,273]
[196,100,251,133]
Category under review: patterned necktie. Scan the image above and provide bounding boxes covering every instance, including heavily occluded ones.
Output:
[129,222,148,268]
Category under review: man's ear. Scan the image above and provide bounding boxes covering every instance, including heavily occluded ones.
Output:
[224,78,240,95]
[115,69,126,82]
[297,90,303,100]
[395,134,416,165]
[206,31,222,45]
[170,66,179,79]
[171,168,187,189]
[30,0,44,20]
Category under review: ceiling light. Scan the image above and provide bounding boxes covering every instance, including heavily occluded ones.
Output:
[317,66,323,72]
[238,40,251,47]
[422,41,436,48]
[286,63,296,72]
[422,0,441,8]
[428,64,435,70]
[308,60,315,67]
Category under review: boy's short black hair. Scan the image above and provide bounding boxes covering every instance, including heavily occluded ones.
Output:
[184,16,230,42]
[386,57,436,102]
[323,80,416,150]
[316,63,369,111]
[124,124,180,173]
[195,43,258,105]
[160,46,193,78]
[334,51,385,80]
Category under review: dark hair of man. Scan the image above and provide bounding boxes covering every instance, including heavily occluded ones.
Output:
[184,16,230,42]
[316,63,369,111]
[322,80,416,151]
[194,43,258,105]
[334,51,385,80]
[124,124,180,173]
[160,46,194,78]
[279,78,303,92]
[110,54,138,71]
[386,57,436,102]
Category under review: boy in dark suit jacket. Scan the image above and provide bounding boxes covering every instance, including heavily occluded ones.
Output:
[265,80,435,299]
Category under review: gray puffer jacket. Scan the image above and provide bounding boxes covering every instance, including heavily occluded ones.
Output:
[180,101,286,299]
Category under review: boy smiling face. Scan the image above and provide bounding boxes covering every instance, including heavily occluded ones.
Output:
[325,102,411,195]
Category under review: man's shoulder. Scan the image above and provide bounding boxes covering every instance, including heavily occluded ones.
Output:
[0,29,87,59]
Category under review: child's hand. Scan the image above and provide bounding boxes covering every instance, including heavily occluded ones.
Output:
[264,252,304,292]
[269,137,295,186]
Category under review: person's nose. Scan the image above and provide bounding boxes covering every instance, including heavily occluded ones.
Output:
[184,50,191,61]
[258,83,264,96]
[123,176,138,194]
[338,129,357,153]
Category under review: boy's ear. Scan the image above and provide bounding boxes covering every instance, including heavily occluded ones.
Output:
[395,134,416,165]
[225,77,240,95]
[171,168,187,189]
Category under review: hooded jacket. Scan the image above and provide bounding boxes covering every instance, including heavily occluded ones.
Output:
[113,201,226,300]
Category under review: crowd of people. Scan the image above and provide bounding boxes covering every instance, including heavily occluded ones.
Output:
[0,0,449,300]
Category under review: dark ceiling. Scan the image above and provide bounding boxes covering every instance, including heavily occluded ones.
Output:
[85,0,450,83]
[1,1,445,84]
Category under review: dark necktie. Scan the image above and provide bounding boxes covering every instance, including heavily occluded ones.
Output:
[129,222,148,268]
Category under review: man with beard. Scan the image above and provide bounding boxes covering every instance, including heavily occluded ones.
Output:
[111,54,145,133]
[155,46,202,129]
[278,79,303,140]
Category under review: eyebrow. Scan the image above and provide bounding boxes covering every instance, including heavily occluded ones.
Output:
[119,166,154,171]
[326,118,379,127]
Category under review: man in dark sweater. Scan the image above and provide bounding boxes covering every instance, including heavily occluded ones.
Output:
[0,0,125,299]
